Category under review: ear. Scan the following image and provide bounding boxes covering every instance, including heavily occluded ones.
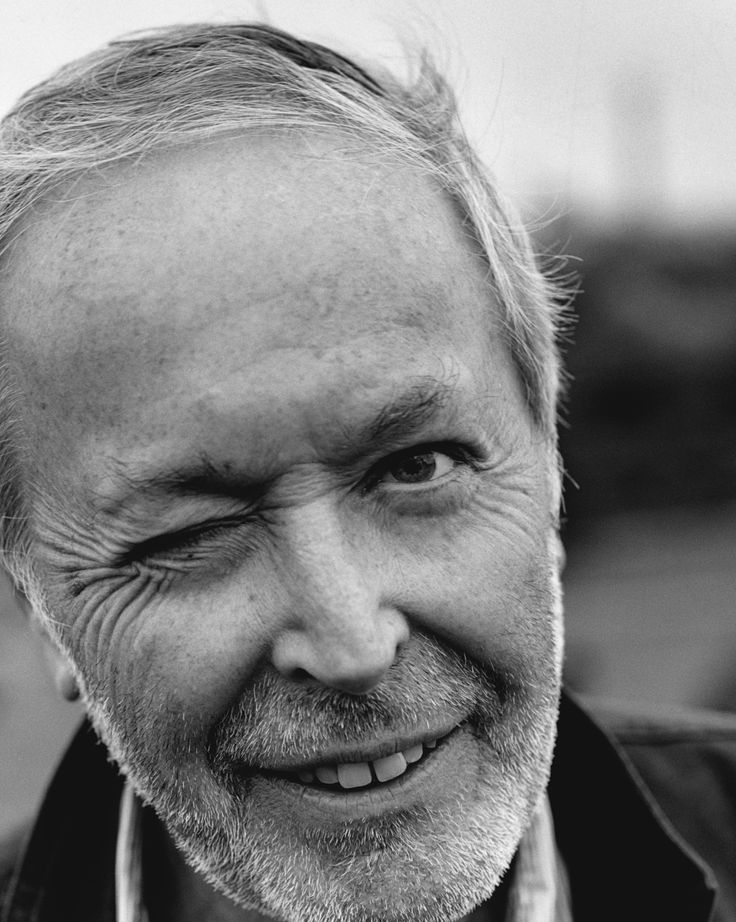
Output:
[21,593,81,703]
[48,646,81,702]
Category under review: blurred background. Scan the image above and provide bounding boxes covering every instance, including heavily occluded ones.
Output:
[1,0,735,838]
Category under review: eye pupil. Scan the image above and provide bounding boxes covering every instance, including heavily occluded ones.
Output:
[390,451,437,483]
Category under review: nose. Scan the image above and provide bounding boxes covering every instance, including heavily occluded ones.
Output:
[270,502,409,695]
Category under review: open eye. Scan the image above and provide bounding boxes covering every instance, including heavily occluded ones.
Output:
[379,447,459,487]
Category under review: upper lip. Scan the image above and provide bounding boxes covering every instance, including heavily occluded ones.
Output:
[254,719,466,773]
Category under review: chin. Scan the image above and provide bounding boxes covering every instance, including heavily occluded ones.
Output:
[83,612,561,922]
[166,675,559,922]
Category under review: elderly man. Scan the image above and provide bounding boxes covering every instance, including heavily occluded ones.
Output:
[0,22,734,922]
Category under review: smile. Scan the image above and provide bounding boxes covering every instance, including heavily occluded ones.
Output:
[271,728,458,792]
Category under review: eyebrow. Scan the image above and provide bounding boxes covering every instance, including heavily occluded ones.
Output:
[358,375,458,447]
[99,374,463,513]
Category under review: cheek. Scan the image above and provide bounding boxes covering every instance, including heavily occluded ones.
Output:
[52,570,171,703]
[386,506,559,680]
[96,570,282,727]
[406,554,556,673]
[48,567,266,731]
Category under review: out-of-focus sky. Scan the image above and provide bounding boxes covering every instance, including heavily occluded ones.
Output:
[2,0,735,223]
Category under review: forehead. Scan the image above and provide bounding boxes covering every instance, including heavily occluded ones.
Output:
[1,131,519,493]
[5,131,482,345]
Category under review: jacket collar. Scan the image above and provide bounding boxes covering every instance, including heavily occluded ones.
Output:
[1,722,120,922]
[2,693,717,922]
[550,692,716,921]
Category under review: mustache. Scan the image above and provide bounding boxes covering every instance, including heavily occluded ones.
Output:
[208,633,509,771]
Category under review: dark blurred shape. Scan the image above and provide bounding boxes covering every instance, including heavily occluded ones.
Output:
[555,223,736,536]
[533,216,736,710]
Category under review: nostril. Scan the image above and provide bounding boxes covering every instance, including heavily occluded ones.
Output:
[289,667,312,684]
[286,665,376,696]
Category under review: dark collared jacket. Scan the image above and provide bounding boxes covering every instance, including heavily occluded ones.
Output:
[2,693,736,921]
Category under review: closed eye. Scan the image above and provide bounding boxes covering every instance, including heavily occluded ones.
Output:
[121,517,249,566]
[119,442,485,566]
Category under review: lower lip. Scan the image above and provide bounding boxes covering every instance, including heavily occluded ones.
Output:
[257,723,469,813]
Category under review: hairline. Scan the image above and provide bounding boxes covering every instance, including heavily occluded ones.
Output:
[0,23,565,595]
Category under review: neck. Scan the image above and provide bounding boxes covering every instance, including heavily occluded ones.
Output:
[461,873,512,922]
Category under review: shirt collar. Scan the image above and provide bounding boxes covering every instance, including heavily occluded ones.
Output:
[115,782,147,922]
[507,797,573,922]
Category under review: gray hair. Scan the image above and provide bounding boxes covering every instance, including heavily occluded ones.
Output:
[0,22,566,593]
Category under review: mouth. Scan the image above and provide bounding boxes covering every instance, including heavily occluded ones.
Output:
[264,726,460,793]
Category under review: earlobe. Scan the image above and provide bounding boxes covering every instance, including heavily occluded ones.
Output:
[555,534,566,573]
[27,605,82,703]
[55,662,80,702]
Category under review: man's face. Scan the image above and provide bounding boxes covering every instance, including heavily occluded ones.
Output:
[4,132,562,922]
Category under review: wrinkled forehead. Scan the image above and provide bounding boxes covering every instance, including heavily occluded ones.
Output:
[0,131,517,491]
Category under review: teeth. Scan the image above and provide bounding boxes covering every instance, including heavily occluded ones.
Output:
[372,751,407,782]
[403,743,423,764]
[298,731,452,789]
[337,762,372,789]
[315,765,339,785]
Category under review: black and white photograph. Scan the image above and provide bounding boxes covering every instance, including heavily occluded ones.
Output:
[1,2,735,919]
